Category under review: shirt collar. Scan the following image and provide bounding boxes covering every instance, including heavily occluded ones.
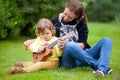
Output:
[61,17,77,25]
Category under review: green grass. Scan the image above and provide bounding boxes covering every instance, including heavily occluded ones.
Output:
[0,22,120,80]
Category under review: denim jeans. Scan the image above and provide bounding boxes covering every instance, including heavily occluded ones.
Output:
[61,37,112,73]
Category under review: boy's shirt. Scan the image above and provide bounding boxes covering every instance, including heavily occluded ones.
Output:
[28,36,62,61]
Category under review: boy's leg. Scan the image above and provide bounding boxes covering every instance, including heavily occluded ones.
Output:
[23,60,59,72]
[14,61,34,67]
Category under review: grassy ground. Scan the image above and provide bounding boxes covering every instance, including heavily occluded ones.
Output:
[0,22,120,80]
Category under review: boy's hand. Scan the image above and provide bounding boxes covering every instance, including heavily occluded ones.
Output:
[38,46,46,53]
[24,39,35,50]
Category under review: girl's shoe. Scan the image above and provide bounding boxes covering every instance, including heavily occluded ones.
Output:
[93,70,105,77]
[93,68,113,77]
[107,68,113,74]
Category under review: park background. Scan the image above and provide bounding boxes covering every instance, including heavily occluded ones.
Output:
[0,0,120,80]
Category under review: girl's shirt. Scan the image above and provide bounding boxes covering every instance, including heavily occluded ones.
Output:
[28,36,62,61]
[51,13,91,49]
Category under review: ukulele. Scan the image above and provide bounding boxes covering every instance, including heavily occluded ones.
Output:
[33,31,75,62]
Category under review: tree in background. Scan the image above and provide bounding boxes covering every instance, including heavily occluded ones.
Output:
[17,0,68,37]
[0,0,24,39]
[0,0,119,39]
[0,0,69,39]
[85,0,120,22]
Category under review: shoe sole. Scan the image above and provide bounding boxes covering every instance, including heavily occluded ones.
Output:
[93,71,104,77]
[107,69,113,74]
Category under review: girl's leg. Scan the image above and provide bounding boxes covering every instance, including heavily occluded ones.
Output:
[61,37,112,73]
[98,37,112,73]
[61,41,98,69]
[89,37,112,73]
[86,37,112,73]
[61,45,88,68]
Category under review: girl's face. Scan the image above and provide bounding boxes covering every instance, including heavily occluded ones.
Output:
[63,8,77,22]
[40,28,53,41]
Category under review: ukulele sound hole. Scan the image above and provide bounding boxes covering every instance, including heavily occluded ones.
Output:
[34,53,38,59]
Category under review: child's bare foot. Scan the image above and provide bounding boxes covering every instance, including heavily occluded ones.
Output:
[10,68,24,74]
[14,61,24,67]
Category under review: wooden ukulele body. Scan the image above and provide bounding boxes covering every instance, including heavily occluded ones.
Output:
[33,43,53,62]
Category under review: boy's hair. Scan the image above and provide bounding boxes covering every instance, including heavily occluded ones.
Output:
[35,18,56,36]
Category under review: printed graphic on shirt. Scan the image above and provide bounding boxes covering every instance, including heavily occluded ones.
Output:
[60,23,78,41]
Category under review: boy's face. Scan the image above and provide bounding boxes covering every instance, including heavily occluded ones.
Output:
[41,28,53,41]
[63,8,77,22]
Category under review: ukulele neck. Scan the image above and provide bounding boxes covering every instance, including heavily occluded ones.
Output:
[48,39,58,49]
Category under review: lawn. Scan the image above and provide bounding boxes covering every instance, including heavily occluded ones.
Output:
[0,22,120,80]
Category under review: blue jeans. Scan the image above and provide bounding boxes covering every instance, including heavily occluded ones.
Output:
[61,37,112,73]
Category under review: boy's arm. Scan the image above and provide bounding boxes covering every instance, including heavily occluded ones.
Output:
[24,39,35,50]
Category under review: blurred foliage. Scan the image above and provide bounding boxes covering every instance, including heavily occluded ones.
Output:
[0,0,69,39]
[0,0,119,39]
[0,0,24,39]
[85,0,120,22]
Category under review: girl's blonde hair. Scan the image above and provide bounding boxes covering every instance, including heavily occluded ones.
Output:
[35,18,56,36]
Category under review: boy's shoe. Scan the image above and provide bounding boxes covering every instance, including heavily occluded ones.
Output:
[10,68,24,74]
[93,70,105,77]
[107,68,113,74]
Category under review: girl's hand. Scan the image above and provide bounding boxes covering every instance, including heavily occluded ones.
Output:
[77,43,85,49]
[57,38,68,49]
